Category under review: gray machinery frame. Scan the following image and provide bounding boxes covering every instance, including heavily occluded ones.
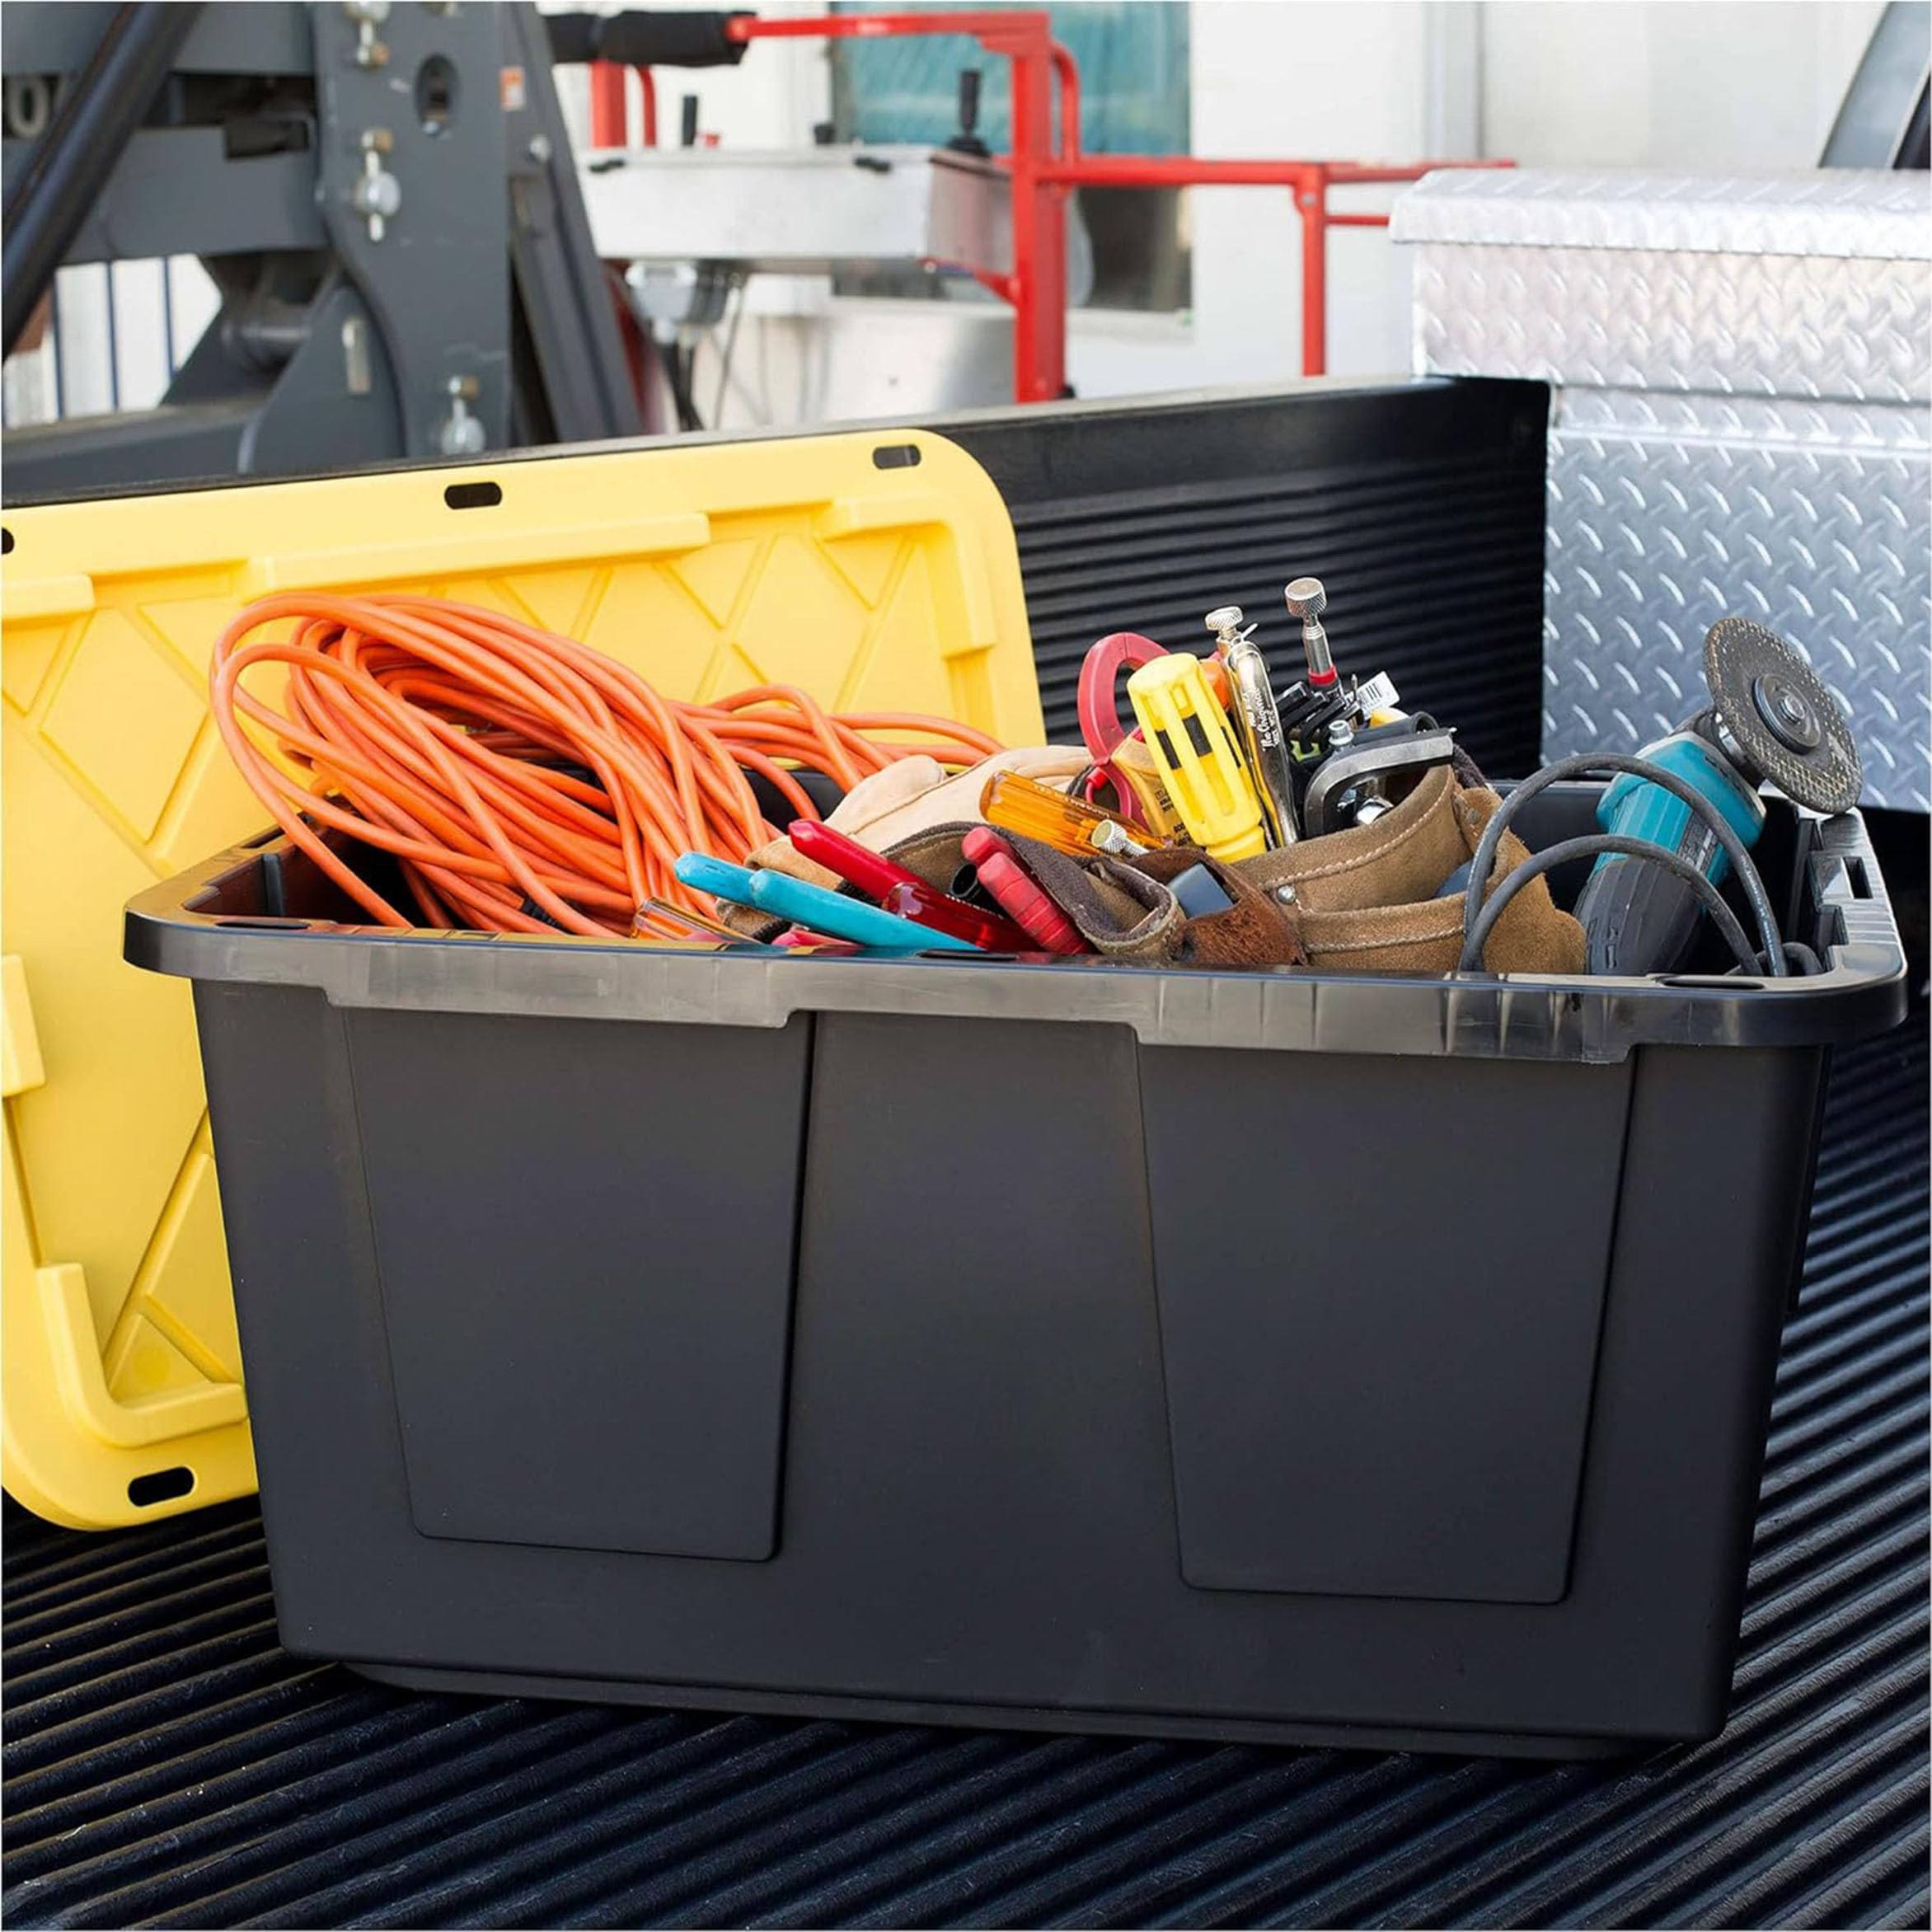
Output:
[5,2,1919,505]
[0,1,643,499]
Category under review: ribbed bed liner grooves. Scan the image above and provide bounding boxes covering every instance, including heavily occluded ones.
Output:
[945,381,1551,784]
[1009,460,1545,781]
[6,1017,1925,1930]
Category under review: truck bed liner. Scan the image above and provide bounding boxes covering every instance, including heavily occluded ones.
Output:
[6,1019,1924,1930]
[6,385,1924,1925]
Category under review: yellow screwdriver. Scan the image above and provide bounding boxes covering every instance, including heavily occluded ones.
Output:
[1126,653,1268,862]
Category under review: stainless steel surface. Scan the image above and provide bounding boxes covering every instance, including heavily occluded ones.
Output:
[1215,613,1302,846]
[1301,727,1458,838]
[579,146,1012,279]
[1542,390,1928,809]
[789,300,1014,422]
[1283,577,1335,684]
[1409,244,1927,402]
[1396,167,1932,809]
[1090,820,1147,859]
[1390,166,1932,259]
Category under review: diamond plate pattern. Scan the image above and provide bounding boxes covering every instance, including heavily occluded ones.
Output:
[1397,168,1932,810]
[1543,391,1930,810]
[1390,166,1932,260]
[1410,246,1930,404]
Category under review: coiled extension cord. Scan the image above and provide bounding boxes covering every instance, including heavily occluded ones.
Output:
[212,592,1001,936]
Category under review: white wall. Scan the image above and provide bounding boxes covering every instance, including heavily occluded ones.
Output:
[6,2,1892,437]
[1072,1,1437,401]
[631,0,1889,423]
[1482,1,1885,170]
[1073,0,1887,402]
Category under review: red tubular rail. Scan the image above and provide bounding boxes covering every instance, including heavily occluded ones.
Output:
[589,12,1509,400]
[589,60,659,148]
[726,9,1074,401]
[1032,152,1512,377]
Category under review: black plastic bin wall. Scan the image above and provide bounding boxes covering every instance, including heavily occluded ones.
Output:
[125,775,1906,1758]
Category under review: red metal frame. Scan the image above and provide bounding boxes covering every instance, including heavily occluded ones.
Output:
[1034,153,1509,381]
[589,59,658,148]
[592,12,1509,402]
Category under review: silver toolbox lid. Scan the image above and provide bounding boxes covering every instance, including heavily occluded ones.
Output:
[1392,166,1932,404]
[1389,167,1932,262]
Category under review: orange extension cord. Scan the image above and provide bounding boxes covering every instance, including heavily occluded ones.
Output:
[211,592,1002,937]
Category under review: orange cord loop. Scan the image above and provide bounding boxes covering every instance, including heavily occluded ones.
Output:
[211,593,1002,935]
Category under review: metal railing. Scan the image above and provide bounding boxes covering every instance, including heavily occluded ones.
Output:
[587,10,1510,403]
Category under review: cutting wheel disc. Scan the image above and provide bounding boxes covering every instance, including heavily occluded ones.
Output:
[1704,617,1863,814]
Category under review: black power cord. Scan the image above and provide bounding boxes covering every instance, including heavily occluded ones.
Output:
[1463,833,1763,976]
[1458,751,1788,978]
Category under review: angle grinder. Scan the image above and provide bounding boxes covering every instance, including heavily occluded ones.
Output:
[1573,618,1863,976]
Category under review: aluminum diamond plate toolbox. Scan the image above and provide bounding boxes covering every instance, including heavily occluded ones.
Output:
[1392,169,1932,809]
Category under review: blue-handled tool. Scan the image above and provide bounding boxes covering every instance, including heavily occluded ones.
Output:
[746,868,981,951]
[672,853,767,907]
[671,853,980,953]
[1572,619,1862,975]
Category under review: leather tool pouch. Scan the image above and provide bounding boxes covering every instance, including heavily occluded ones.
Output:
[1129,847,1307,969]
[889,827,1306,968]
[710,765,1582,976]
[1236,765,1586,975]
[1003,834,1184,961]
[893,824,1184,962]
[713,752,1090,941]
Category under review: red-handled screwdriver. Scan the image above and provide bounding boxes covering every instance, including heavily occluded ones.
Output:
[790,819,1028,949]
[876,880,1029,951]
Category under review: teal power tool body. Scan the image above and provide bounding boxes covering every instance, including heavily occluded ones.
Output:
[1572,618,1863,976]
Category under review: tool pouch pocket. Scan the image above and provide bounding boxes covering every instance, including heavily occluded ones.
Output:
[1237,766,1587,976]
[903,826,1306,968]
[900,823,1184,961]
[1130,847,1307,969]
